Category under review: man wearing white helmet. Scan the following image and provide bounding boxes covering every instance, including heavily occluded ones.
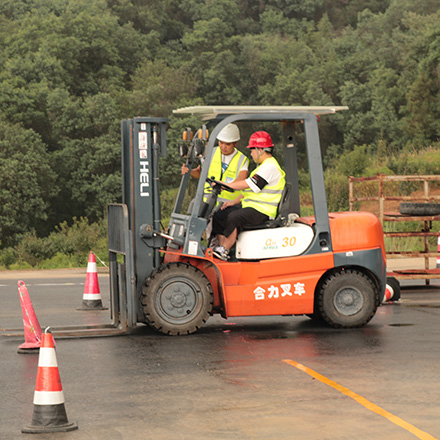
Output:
[181,123,249,205]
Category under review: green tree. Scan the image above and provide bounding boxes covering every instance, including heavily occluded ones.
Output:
[49,92,122,222]
[1,0,440,254]
[397,10,440,145]
[126,59,196,117]
[0,116,57,246]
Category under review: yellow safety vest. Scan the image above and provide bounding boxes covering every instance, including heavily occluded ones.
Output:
[241,156,286,218]
[204,147,249,203]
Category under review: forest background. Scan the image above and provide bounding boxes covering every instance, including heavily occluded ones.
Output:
[0,0,439,269]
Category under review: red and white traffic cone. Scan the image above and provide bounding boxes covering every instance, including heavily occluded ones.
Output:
[436,233,440,269]
[77,252,107,310]
[22,330,78,433]
[383,285,394,302]
[382,277,401,303]
[17,281,43,354]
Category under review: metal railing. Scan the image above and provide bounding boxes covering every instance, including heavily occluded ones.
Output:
[349,174,440,283]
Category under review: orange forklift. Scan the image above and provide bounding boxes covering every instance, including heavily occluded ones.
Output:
[108,106,387,335]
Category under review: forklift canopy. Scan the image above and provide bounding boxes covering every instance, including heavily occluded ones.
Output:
[173,105,349,120]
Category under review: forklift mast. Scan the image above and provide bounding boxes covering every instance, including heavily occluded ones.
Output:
[119,117,168,319]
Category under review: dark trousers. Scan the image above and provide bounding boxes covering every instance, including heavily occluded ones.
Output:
[212,205,268,238]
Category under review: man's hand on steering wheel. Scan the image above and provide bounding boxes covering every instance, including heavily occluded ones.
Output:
[205,177,234,193]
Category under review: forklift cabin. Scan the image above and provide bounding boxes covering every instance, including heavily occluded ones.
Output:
[108,106,387,335]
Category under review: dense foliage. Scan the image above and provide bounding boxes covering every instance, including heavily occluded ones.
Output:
[1,0,440,260]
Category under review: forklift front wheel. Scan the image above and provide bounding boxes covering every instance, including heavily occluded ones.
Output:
[142,262,214,335]
[318,269,379,328]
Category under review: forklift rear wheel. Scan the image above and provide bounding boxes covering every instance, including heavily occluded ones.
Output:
[142,262,214,335]
[318,269,379,328]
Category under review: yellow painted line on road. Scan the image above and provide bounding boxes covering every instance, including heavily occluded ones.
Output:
[283,359,437,440]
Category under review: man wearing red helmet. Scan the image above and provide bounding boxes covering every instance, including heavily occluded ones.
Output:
[212,131,286,261]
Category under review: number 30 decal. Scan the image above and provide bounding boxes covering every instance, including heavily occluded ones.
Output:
[282,236,296,247]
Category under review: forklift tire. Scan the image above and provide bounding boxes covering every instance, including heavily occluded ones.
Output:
[142,262,214,335]
[317,269,379,328]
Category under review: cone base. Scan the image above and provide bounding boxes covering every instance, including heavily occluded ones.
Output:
[22,403,78,433]
[17,346,40,354]
[76,299,108,311]
[22,421,78,433]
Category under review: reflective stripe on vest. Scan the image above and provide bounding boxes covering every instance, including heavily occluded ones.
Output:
[203,148,249,202]
[241,157,286,218]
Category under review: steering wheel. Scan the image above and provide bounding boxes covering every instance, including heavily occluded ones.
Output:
[206,177,234,193]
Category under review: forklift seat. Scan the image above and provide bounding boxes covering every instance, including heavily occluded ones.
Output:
[241,182,292,231]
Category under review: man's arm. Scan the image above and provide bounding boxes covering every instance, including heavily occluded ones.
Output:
[235,169,248,181]
[226,179,250,191]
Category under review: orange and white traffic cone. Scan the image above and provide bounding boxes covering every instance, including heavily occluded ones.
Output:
[77,252,107,310]
[383,285,394,302]
[22,330,78,433]
[382,277,401,303]
[17,281,43,354]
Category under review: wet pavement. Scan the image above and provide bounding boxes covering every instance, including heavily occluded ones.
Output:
[1,270,440,440]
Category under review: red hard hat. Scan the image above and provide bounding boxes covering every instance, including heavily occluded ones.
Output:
[247,131,274,149]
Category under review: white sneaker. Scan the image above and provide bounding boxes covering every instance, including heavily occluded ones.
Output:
[213,246,229,261]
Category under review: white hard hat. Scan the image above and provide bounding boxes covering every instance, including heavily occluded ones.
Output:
[217,123,240,143]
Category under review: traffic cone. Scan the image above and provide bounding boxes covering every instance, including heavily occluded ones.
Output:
[17,281,43,354]
[22,330,78,433]
[77,252,107,310]
[383,285,394,302]
[436,233,440,269]
[382,277,401,303]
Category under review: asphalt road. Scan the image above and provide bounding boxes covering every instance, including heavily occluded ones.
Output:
[1,270,440,440]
